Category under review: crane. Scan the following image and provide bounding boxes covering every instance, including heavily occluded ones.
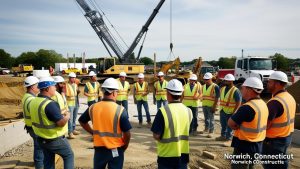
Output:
[75,0,166,63]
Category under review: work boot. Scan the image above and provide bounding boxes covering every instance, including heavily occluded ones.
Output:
[73,130,80,135]
[147,122,152,128]
[215,136,227,141]
[207,131,214,138]
[67,133,75,139]
[137,123,142,128]
[199,129,208,134]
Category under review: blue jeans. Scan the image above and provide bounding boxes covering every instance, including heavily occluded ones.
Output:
[202,106,215,133]
[263,135,292,169]
[94,147,124,169]
[137,100,151,123]
[68,106,74,134]
[116,100,128,112]
[28,127,44,169]
[158,162,187,169]
[187,106,198,132]
[73,105,79,131]
[220,110,233,139]
[157,99,168,111]
[37,137,74,169]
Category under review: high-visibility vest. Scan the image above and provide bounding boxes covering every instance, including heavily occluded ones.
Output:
[30,97,67,139]
[220,86,238,114]
[266,92,296,138]
[51,91,68,134]
[134,82,148,101]
[182,82,201,107]
[22,93,35,127]
[89,101,125,149]
[86,81,100,102]
[116,79,130,101]
[202,83,217,107]
[65,83,77,106]
[234,99,268,142]
[154,80,168,101]
[157,103,192,157]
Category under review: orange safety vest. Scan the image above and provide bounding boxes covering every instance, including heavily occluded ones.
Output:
[89,101,125,149]
[220,86,238,114]
[266,92,296,138]
[234,99,268,142]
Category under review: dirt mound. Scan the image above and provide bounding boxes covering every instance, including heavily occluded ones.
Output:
[287,81,300,129]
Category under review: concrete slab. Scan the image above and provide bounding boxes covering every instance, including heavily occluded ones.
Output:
[0,120,30,156]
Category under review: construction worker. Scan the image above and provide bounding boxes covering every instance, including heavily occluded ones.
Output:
[182,74,202,136]
[151,79,192,169]
[116,72,130,111]
[134,73,151,127]
[84,71,101,106]
[22,76,44,169]
[216,74,241,141]
[263,71,296,169]
[200,72,220,138]
[30,77,74,169]
[228,77,268,169]
[79,78,131,169]
[65,72,80,139]
[153,71,168,111]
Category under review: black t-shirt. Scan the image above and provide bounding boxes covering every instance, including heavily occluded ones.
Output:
[230,99,263,153]
[78,99,132,132]
[267,90,285,121]
[151,101,190,166]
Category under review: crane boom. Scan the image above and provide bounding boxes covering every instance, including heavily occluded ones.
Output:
[75,0,165,63]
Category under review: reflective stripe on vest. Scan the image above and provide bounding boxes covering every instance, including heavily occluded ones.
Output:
[66,83,77,106]
[220,86,237,114]
[117,79,130,101]
[52,91,69,115]
[135,82,148,101]
[32,99,56,129]
[155,80,168,100]
[234,99,268,142]
[182,82,201,107]
[23,95,33,119]
[202,83,216,107]
[267,92,296,138]
[86,81,100,102]
[22,93,35,126]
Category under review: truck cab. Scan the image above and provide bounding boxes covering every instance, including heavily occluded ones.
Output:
[235,57,275,87]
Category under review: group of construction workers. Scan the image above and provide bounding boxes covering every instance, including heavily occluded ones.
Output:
[22,69,295,169]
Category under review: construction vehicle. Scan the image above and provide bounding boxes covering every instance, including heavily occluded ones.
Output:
[12,64,33,76]
[159,57,181,75]
[75,0,166,82]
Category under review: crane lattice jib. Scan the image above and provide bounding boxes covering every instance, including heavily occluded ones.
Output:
[76,0,124,62]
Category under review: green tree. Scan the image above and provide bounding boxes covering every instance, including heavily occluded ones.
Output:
[140,57,154,65]
[271,53,289,71]
[218,56,236,69]
[0,49,15,68]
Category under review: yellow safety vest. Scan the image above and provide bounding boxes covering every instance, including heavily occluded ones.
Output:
[234,99,268,142]
[134,82,148,101]
[157,103,192,157]
[154,80,168,101]
[116,79,130,101]
[65,83,77,106]
[220,86,238,114]
[202,83,217,107]
[51,91,68,134]
[182,82,201,107]
[266,92,296,138]
[30,97,67,139]
[86,81,100,102]
[22,93,35,127]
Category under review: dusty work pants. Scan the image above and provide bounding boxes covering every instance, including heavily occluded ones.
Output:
[27,127,44,169]
[37,136,74,169]
[94,147,124,169]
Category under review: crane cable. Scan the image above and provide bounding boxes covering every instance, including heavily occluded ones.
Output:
[168,0,176,60]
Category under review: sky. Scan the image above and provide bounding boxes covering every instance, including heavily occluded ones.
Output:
[0,0,300,62]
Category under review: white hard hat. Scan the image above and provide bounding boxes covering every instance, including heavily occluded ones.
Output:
[38,76,56,89]
[269,71,288,83]
[24,76,39,87]
[224,74,235,81]
[157,71,164,76]
[101,78,119,93]
[89,71,97,77]
[68,72,76,78]
[53,76,65,83]
[242,77,264,93]
[165,79,183,95]
[119,72,127,77]
[203,72,213,80]
[189,74,197,81]
[138,73,144,79]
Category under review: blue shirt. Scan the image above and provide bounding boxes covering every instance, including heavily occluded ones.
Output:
[38,94,63,123]
[78,99,132,132]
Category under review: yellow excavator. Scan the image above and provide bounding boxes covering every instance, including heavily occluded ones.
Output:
[159,57,181,75]
[175,57,202,84]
